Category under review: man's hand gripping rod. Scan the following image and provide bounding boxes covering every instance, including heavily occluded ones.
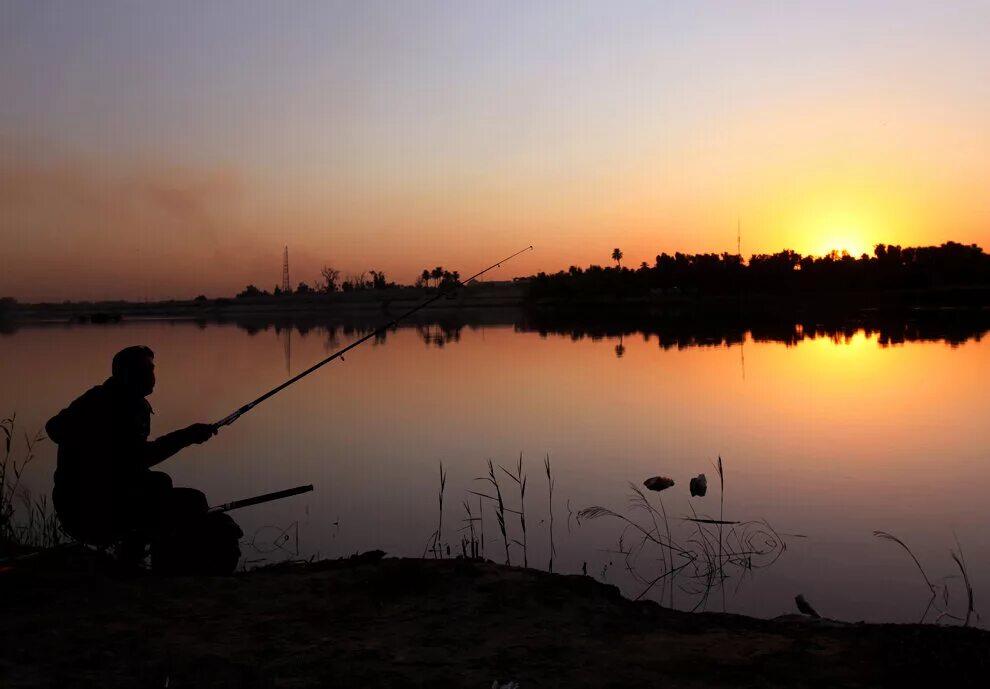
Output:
[214,245,533,428]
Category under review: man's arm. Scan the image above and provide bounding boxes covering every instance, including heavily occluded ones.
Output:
[139,423,218,469]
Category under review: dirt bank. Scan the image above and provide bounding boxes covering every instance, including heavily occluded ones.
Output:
[1,549,988,688]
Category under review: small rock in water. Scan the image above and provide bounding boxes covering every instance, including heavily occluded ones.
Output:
[644,476,675,492]
[689,473,708,497]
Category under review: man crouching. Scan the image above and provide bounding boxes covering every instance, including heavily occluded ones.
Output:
[46,345,241,574]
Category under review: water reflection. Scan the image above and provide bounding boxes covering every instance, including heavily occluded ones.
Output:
[232,308,990,350]
[518,307,990,349]
[7,306,986,350]
[72,306,988,351]
[0,313,987,624]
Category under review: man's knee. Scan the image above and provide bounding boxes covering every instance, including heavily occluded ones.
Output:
[134,471,174,504]
[151,511,243,576]
[169,487,208,515]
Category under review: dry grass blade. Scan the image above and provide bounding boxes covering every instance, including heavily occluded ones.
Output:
[577,506,622,521]
[874,530,939,622]
[874,531,935,591]
[950,537,979,627]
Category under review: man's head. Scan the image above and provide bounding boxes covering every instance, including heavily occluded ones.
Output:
[111,345,156,396]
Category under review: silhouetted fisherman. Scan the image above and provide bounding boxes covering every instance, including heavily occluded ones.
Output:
[46,345,241,574]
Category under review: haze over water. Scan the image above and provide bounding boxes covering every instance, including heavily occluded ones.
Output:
[2,318,987,624]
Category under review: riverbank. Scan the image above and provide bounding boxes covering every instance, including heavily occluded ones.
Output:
[2,549,987,688]
[3,283,988,324]
[0,283,526,324]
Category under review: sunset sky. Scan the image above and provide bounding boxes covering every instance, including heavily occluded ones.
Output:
[2,1,988,301]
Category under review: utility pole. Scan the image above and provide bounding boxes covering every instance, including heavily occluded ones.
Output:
[282,246,290,293]
[737,220,741,258]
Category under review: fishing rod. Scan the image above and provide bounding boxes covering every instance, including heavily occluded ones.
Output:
[208,484,314,514]
[214,245,533,427]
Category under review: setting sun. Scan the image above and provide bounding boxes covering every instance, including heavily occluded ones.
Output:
[811,231,871,259]
[787,204,882,259]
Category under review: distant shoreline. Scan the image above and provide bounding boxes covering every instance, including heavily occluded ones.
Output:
[4,284,989,351]
[3,283,988,323]
[1,283,527,324]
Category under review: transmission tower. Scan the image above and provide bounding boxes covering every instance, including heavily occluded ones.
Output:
[281,246,290,293]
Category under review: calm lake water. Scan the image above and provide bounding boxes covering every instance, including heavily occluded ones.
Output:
[2,313,988,625]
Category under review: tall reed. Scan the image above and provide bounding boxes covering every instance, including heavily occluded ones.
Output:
[471,459,512,565]
[460,499,480,559]
[545,454,555,573]
[424,460,447,559]
[500,454,528,568]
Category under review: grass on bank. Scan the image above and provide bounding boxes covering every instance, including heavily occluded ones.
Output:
[1,415,63,554]
[421,452,981,625]
[576,457,789,612]
[875,530,980,626]
[3,411,981,627]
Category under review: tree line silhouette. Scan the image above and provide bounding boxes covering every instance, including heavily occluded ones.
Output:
[237,266,397,298]
[528,242,990,300]
[235,265,468,299]
[415,267,462,289]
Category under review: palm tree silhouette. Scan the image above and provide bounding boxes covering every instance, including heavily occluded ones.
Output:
[612,248,623,268]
